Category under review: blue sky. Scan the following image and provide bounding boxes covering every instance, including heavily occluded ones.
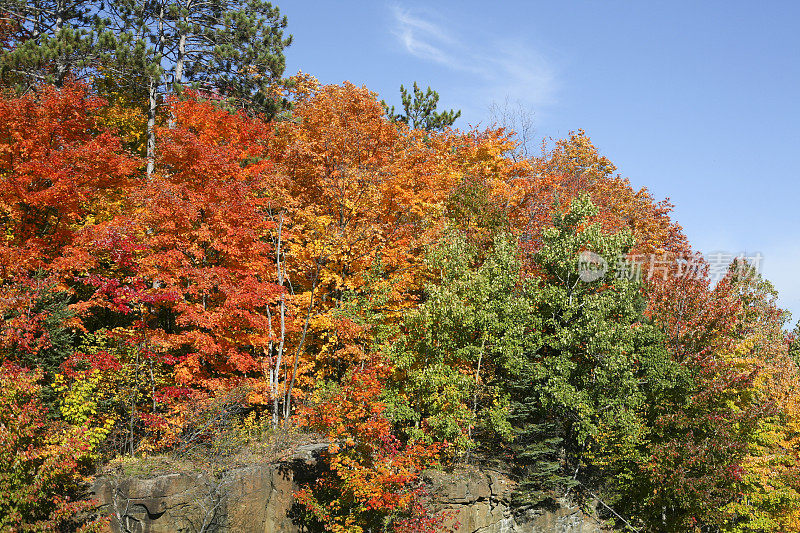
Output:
[280,0,800,324]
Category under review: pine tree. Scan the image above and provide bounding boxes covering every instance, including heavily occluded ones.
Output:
[99,0,291,177]
[1,0,292,178]
[507,367,574,509]
[0,0,106,88]
[383,81,461,131]
[102,0,292,112]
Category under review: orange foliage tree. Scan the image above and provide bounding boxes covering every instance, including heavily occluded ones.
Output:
[0,83,137,278]
[518,130,687,255]
[296,361,444,533]
[268,83,459,410]
[134,94,283,409]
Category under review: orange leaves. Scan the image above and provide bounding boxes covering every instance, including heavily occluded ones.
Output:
[518,130,688,256]
[275,83,454,278]
[267,83,466,391]
[135,96,281,393]
[0,83,138,277]
[296,362,442,532]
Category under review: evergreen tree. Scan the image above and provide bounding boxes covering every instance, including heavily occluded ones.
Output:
[99,0,291,176]
[506,383,570,509]
[383,81,461,131]
[103,0,291,109]
[0,0,292,178]
[0,0,106,88]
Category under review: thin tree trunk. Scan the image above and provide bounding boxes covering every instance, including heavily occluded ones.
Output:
[129,340,141,457]
[53,0,67,85]
[469,336,486,444]
[173,0,189,86]
[169,0,190,129]
[284,277,317,422]
[146,75,157,179]
[146,2,166,178]
[272,214,286,427]
[265,302,274,395]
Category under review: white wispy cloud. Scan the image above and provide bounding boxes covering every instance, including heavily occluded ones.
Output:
[390,5,558,107]
[391,8,458,66]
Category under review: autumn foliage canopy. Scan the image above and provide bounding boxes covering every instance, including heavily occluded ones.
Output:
[0,71,798,532]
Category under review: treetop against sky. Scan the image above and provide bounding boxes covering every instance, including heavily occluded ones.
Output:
[282,0,800,321]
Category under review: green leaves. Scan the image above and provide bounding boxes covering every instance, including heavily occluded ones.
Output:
[523,196,647,442]
[507,195,675,508]
[391,229,530,451]
[187,0,292,115]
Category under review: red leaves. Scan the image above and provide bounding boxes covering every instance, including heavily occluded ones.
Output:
[60,350,122,379]
[0,363,103,530]
[296,361,443,532]
[0,83,138,276]
[132,97,281,393]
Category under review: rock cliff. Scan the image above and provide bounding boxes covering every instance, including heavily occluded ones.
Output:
[92,447,604,532]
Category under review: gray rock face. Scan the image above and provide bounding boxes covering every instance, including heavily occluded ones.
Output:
[92,464,297,533]
[92,460,603,532]
[425,469,602,533]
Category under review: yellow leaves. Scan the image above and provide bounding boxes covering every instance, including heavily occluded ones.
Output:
[55,369,117,458]
[716,323,800,530]
[98,101,148,154]
[94,72,149,155]
[267,70,321,106]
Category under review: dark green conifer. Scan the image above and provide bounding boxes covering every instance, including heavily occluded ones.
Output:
[0,0,106,88]
[384,81,461,131]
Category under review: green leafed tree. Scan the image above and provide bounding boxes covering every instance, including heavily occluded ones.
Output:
[390,230,531,452]
[383,81,461,131]
[790,320,800,367]
[509,195,676,510]
[389,198,676,511]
